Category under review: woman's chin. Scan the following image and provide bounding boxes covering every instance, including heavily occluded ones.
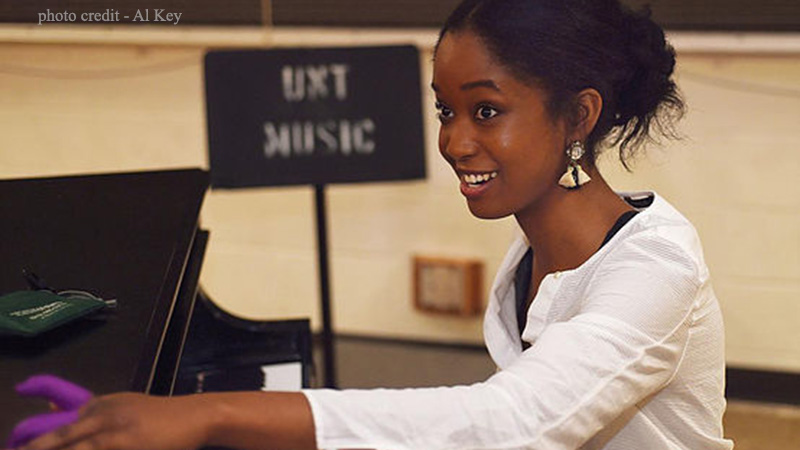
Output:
[467,202,512,220]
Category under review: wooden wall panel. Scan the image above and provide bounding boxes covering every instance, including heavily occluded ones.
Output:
[271,0,800,31]
[2,0,799,31]
[271,0,458,27]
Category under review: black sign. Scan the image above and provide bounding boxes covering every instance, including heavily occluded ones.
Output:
[205,45,426,188]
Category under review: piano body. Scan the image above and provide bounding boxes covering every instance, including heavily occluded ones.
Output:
[0,169,311,441]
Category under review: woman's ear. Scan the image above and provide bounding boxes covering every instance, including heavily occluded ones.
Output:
[571,88,603,141]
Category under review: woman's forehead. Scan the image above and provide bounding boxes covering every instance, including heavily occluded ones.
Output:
[435,31,492,66]
[434,32,504,85]
[433,31,541,97]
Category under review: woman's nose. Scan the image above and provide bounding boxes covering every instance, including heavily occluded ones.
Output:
[439,122,478,163]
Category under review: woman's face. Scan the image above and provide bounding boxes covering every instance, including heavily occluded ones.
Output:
[433,31,569,220]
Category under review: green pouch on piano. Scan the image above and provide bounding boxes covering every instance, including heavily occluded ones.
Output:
[0,290,107,337]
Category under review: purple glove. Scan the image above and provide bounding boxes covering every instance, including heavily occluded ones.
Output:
[7,375,93,449]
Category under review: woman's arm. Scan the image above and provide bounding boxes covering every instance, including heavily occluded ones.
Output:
[19,391,317,450]
[301,234,704,450]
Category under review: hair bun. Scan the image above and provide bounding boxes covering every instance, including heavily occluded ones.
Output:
[610,7,683,162]
[616,9,677,123]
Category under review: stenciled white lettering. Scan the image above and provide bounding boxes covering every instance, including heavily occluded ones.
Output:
[329,64,349,100]
[281,67,304,102]
[281,64,351,102]
[263,119,375,158]
[305,66,329,100]
[352,119,375,154]
[263,123,291,158]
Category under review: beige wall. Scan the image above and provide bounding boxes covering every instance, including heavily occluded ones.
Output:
[0,26,798,372]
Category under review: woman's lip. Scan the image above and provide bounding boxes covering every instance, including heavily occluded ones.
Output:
[459,176,496,199]
[458,170,498,181]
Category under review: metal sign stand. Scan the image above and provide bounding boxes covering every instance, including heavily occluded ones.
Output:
[314,184,336,388]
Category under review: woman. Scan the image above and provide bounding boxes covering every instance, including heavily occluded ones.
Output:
[11,0,732,449]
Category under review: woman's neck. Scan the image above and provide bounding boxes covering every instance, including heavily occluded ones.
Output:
[515,172,633,277]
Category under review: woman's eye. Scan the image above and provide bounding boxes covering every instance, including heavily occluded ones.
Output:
[475,105,499,120]
[435,102,454,122]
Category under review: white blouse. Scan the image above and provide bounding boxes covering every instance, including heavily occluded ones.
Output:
[302,193,734,450]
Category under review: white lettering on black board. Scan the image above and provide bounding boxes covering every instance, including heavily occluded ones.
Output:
[281,64,349,102]
[263,119,375,158]
[265,64,375,159]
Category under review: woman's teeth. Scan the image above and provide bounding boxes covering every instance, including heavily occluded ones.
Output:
[463,172,498,186]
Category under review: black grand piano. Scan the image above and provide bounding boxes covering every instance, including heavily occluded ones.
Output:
[0,169,312,441]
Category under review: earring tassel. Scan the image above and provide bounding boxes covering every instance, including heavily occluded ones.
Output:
[574,164,591,186]
[558,166,578,189]
[558,164,591,189]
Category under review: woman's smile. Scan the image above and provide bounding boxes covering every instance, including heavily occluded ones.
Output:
[459,170,499,199]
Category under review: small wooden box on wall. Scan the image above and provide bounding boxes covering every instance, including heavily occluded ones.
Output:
[412,256,484,316]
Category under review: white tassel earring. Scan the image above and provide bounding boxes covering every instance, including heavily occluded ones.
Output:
[558,141,591,189]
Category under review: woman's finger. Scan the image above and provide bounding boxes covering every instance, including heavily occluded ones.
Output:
[15,376,92,412]
[47,433,116,450]
[6,411,79,449]
[18,414,104,450]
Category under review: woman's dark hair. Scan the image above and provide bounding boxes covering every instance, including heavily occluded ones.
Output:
[436,0,685,168]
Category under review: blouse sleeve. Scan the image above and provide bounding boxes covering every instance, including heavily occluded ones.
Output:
[302,233,702,450]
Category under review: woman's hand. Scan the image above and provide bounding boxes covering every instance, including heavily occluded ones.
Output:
[19,393,216,450]
[17,391,317,450]
[8,375,93,448]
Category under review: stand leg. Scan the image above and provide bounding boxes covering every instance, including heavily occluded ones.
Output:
[314,184,337,388]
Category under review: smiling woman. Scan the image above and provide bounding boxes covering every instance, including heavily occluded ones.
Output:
[433,31,577,221]
[9,1,732,450]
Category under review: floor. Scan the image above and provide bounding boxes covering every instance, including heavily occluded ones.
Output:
[315,335,800,449]
[723,401,800,450]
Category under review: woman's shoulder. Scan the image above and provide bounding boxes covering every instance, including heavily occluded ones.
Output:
[614,191,710,281]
